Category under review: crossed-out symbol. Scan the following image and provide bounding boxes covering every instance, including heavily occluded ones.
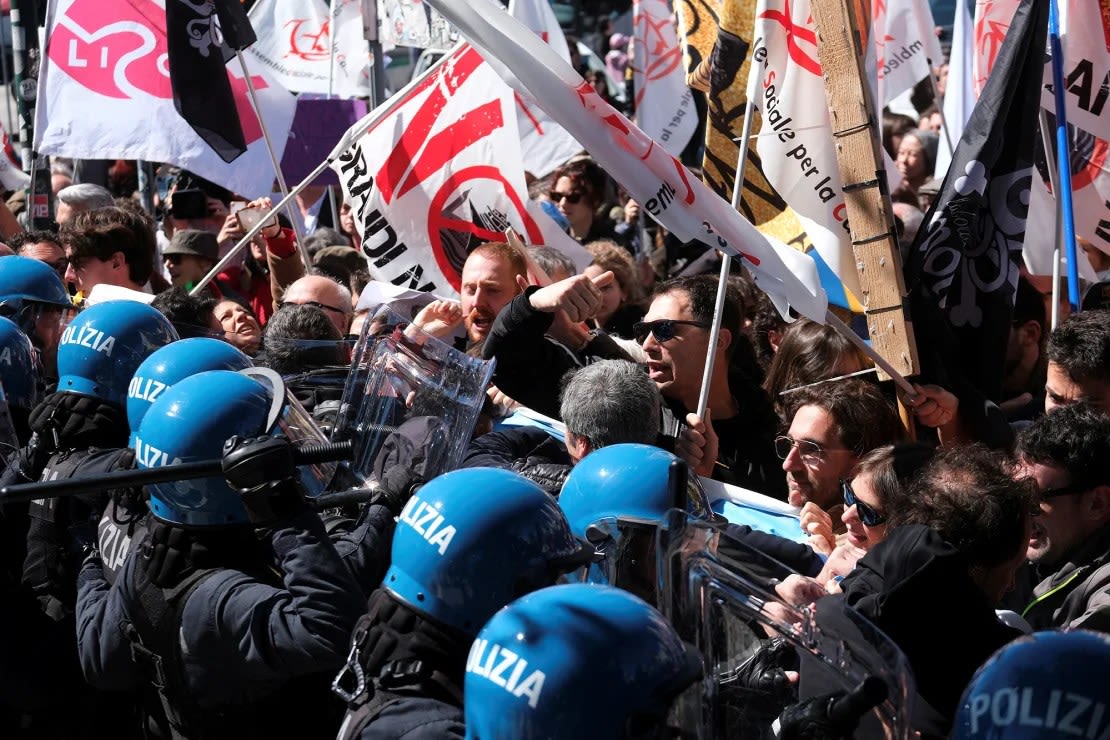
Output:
[633,4,682,82]
[757,0,821,77]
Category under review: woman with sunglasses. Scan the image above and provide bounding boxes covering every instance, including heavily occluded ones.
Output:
[817,443,936,585]
[548,158,619,245]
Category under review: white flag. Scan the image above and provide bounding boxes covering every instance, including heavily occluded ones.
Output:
[873,0,944,106]
[34,0,296,198]
[0,120,28,192]
[246,0,371,97]
[508,0,584,176]
[422,0,828,322]
[972,0,1020,96]
[935,0,974,179]
[746,0,861,302]
[631,0,697,157]
[1026,0,1110,275]
[332,46,575,296]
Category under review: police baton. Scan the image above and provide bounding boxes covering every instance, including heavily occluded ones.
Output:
[0,437,355,504]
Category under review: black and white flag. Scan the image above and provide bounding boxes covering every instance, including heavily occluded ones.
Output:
[904,0,1049,404]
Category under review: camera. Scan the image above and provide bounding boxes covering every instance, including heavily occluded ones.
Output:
[170,188,209,220]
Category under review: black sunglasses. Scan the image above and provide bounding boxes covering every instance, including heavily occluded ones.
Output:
[549,190,584,205]
[633,319,711,343]
[279,299,347,315]
[1039,483,1088,500]
[842,479,886,526]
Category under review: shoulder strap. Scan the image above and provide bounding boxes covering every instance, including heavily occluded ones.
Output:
[124,556,222,740]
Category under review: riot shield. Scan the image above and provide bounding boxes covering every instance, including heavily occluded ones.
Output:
[331,306,494,486]
[240,367,338,497]
[658,511,915,739]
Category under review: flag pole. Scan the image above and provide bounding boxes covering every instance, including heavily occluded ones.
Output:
[234,52,314,272]
[1047,0,1080,313]
[694,98,753,420]
[327,0,337,99]
[190,52,457,297]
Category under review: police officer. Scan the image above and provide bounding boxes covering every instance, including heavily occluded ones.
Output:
[559,444,824,599]
[77,370,365,739]
[0,254,75,381]
[0,299,176,738]
[333,467,597,739]
[94,337,255,585]
[0,315,43,451]
[464,584,703,739]
[952,630,1110,740]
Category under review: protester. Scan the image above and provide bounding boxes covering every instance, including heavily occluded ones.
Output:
[61,206,157,296]
[1044,310,1110,415]
[54,183,114,225]
[8,231,67,279]
[762,318,871,419]
[549,158,619,244]
[213,298,263,355]
[280,274,353,335]
[584,238,644,338]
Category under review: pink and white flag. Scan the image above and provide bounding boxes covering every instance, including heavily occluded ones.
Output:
[422,0,828,321]
[973,0,1020,96]
[872,0,944,106]
[632,0,697,157]
[246,0,372,98]
[508,0,583,176]
[332,46,589,296]
[34,0,296,198]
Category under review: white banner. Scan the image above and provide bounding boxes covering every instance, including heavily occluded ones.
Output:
[873,0,943,106]
[380,0,458,51]
[508,0,583,176]
[35,0,296,198]
[632,0,697,157]
[1026,0,1110,272]
[0,120,28,192]
[746,0,861,302]
[246,0,371,97]
[333,46,562,296]
[936,0,974,179]
[422,0,828,322]
[972,0,1020,96]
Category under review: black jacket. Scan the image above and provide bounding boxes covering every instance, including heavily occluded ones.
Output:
[840,525,1022,737]
[461,426,572,496]
[482,288,633,419]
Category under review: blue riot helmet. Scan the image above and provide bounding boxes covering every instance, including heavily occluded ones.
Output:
[56,300,179,406]
[952,630,1110,739]
[383,467,597,636]
[0,255,72,325]
[464,584,703,740]
[0,316,42,411]
[559,444,717,597]
[136,370,275,527]
[0,255,75,378]
[126,337,253,434]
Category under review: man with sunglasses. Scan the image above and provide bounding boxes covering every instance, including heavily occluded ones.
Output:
[640,276,785,497]
[1015,403,1110,632]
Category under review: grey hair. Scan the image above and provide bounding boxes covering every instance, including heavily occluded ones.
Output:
[560,359,660,449]
[528,245,578,281]
[56,183,114,210]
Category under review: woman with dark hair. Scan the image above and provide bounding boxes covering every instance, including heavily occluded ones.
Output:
[762,318,870,418]
[583,239,644,337]
[549,158,618,244]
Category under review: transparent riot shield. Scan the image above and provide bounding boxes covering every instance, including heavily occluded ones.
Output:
[0,381,22,467]
[240,367,338,497]
[330,306,494,486]
[657,511,915,739]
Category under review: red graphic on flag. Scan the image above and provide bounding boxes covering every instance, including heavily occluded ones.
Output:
[759,0,821,77]
[285,18,331,62]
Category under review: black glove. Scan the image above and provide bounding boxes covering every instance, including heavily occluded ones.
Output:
[373,464,424,517]
[778,677,888,740]
[223,436,305,525]
[67,515,100,562]
[718,638,799,734]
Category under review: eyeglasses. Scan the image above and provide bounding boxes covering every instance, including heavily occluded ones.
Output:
[549,190,584,205]
[633,319,711,343]
[774,435,852,467]
[842,479,886,526]
[165,254,185,266]
[279,299,348,315]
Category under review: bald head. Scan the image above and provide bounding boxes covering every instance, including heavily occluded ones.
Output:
[282,274,353,333]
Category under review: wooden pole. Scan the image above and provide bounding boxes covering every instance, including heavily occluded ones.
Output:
[810,0,920,382]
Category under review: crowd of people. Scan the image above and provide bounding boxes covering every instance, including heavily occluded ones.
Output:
[0,8,1105,736]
